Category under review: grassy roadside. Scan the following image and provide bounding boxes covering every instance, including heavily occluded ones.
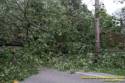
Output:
[94,68,125,76]
[79,67,125,76]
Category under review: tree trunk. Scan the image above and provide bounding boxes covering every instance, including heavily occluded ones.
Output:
[94,0,100,63]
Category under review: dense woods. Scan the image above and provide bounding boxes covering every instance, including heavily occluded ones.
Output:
[0,0,125,82]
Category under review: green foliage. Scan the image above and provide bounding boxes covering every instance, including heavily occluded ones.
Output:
[99,52,125,68]
[0,0,125,82]
[0,47,40,83]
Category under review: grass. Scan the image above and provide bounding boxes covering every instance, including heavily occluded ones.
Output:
[95,68,125,76]
[79,67,125,76]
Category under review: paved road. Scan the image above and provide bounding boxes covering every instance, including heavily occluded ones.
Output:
[21,69,124,83]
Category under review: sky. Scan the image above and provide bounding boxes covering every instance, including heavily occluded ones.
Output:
[82,0,125,15]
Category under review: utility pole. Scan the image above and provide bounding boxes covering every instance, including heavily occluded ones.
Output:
[95,0,100,63]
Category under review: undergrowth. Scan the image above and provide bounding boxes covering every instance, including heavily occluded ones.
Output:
[1,46,125,83]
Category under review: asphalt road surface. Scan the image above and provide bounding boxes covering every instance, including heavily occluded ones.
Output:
[21,69,125,83]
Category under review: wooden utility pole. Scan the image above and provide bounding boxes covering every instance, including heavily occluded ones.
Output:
[95,0,100,62]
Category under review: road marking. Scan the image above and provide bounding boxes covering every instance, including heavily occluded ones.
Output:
[76,72,125,82]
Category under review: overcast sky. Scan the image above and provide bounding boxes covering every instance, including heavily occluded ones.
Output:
[82,0,125,15]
